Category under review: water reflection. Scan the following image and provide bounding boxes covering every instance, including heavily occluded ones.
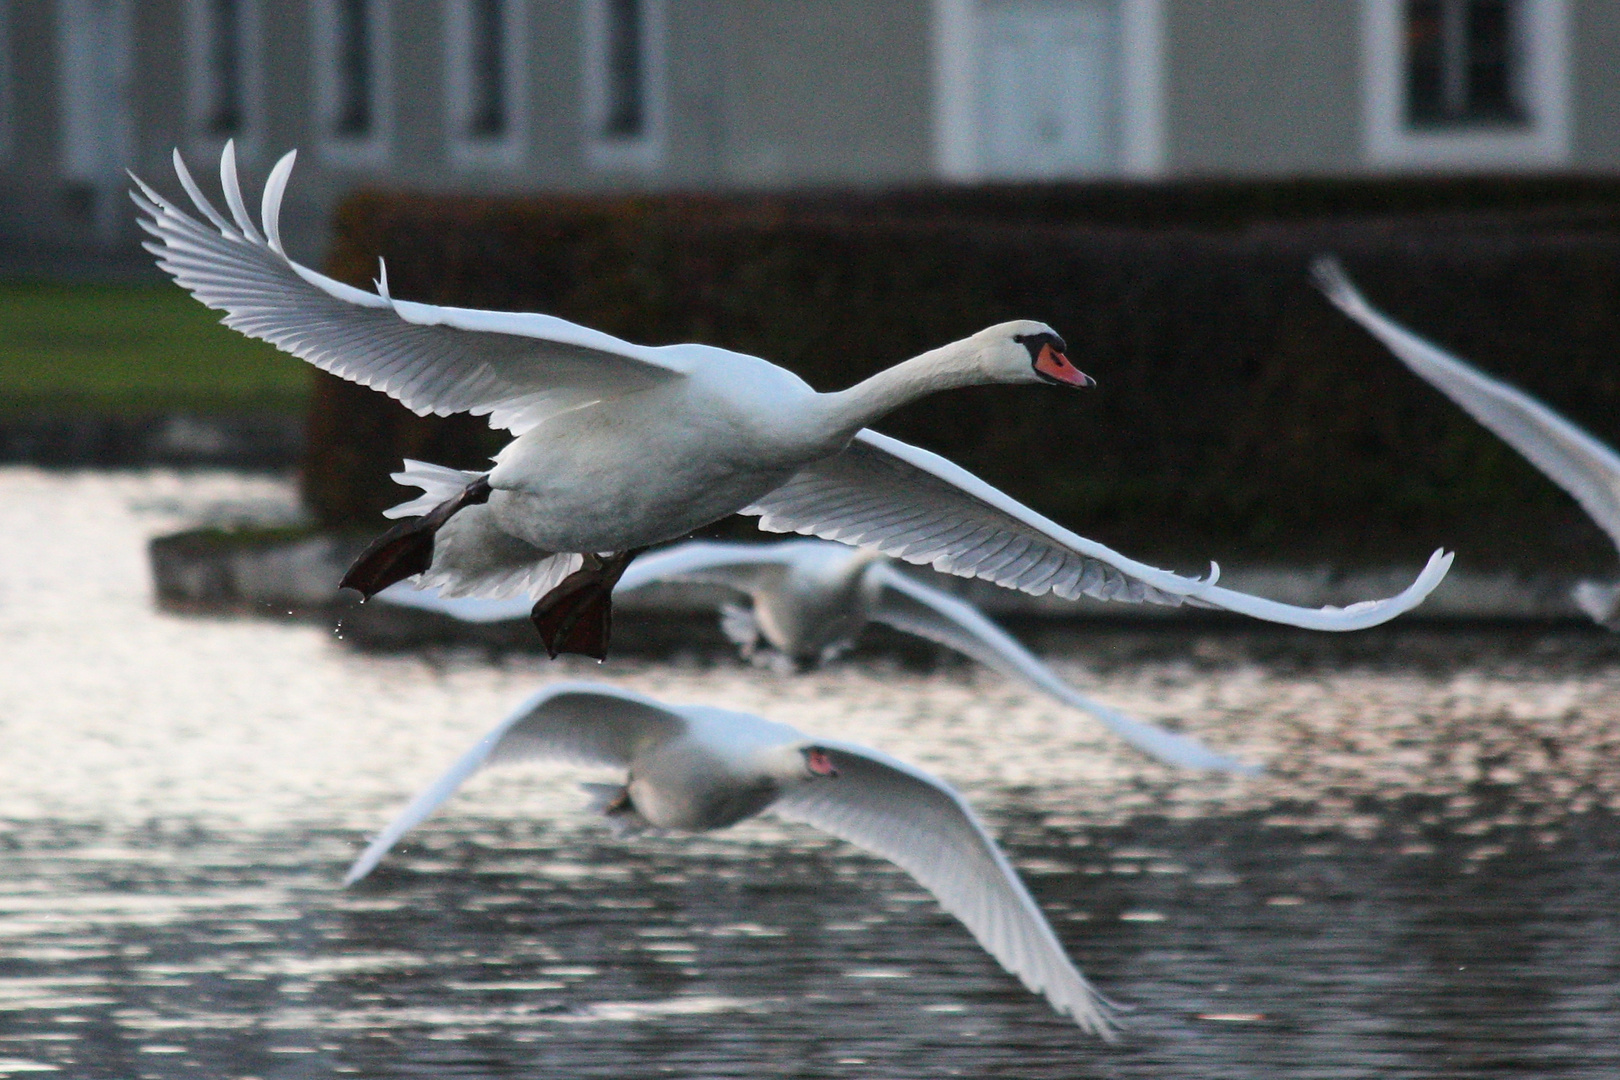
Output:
[0,814,1617,1078]
[1,468,1619,1076]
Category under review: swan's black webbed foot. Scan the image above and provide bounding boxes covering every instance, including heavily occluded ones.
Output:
[339,475,493,598]
[530,548,646,660]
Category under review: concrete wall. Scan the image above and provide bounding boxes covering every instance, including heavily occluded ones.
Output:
[1571,0,1620,169]
[1162,0,1361,178]
[711,0,933,188]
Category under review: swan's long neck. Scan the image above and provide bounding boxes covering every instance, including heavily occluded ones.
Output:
[813,339,991,441]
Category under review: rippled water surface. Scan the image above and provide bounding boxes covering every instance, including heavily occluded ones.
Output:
[2,468,1619,1078]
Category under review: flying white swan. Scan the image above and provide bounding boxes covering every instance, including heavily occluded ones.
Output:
[343,681,1118,1034]
[1313,257,1620,627]
[131,141,1452,658]
[379,539,1260,772]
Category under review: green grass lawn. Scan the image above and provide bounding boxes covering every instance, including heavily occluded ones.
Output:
[0,282,310,414]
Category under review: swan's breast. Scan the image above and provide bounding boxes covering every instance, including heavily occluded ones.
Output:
[628,735,784,832]
[485,383,809,552]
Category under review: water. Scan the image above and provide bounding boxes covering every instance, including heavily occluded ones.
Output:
[1,467,1618,1078]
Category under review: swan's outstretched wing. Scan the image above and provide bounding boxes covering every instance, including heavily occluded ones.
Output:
[744,429,1451,631]
[132,142,688,434]
[772,742,1115,1035]
[612,540,798,594]
[1314,256,1620,555]
[865,563,1259,773]
[344,683,684,885]
[374,583,534,623]
[374,539,797,621]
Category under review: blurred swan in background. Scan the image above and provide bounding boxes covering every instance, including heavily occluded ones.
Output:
[134,143,1450,658]
[343,682,1118,1035]
[1314,257,1620,628]
[380,540,1260,772]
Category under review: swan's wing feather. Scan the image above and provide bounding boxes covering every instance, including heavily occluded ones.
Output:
[772,741,1115,1035]
[373,540,797,619]
[344,683,684,885]
[1315,256,1620,555]
[744,429,1451,631]
[866,564,1259,773]
[613,540,796,594]
[373,583,535,623]
[134,144,687,434]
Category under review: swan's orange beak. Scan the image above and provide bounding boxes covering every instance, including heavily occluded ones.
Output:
[1034,344,1095,388]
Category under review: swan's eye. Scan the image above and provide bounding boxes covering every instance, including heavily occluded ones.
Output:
[1014,332,1068,362]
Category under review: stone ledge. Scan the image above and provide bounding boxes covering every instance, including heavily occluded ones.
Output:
[149,529,1599,648]
[1,412,302,470]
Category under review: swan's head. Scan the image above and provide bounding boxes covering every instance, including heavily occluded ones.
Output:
[974,320,1095,389]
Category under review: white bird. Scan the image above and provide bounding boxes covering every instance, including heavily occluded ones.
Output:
[132,142,1452,659]
[380,539,1260,772]
[1313,257,1620,627]
[343,681,1118,1035]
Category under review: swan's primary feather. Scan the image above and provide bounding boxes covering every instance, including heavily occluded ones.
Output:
[744,429,1453,631]
[1314,255,1620,556]
[866,562,1259,772]
[344,684,685,885]
[772,740,1117,1036]
[132,142,688,435]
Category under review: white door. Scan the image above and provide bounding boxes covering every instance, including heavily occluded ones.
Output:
[977,0,1116,178]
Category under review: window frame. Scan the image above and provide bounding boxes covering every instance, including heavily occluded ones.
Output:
[1361,0,1570,170]
[445,0,527,169]
[312,0,392,167]
[0,0,12,166]
[183,0,264,159]
[581,0,667,172]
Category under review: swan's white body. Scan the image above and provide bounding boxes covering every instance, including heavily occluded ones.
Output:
[133,141,1452,630]
[380,539,1260,772]
[1314,258,1620,626]
[344,682,1117,1035]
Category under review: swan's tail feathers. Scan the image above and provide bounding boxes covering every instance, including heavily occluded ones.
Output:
[581,783,649,838]
[384,460,491,519]
[419,551,585,602]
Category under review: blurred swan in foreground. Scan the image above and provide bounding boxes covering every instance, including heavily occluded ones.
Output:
[380,540,1259,772]
[1314,257,1620,627]
[135,143,1450,658]
[344,682,1117,1034]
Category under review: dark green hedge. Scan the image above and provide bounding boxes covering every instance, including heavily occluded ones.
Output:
[306,180,1620,573]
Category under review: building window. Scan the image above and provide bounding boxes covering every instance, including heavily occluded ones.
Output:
[201,0,243,133]
[0,0,12,165]
[333,0,372,136]
[468,0,506,136]
[446,0,525,166]
[314,0,389,163]
[583,0,665,170]
[1361,0,1569,169]
[185,0,261,150]
[1405,0,1523,128]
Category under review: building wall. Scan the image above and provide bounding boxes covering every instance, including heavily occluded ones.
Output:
[5,0,1620,270]
[1162,0,1361,177]
[1571,0,1620,168]
[711,0,933,188]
